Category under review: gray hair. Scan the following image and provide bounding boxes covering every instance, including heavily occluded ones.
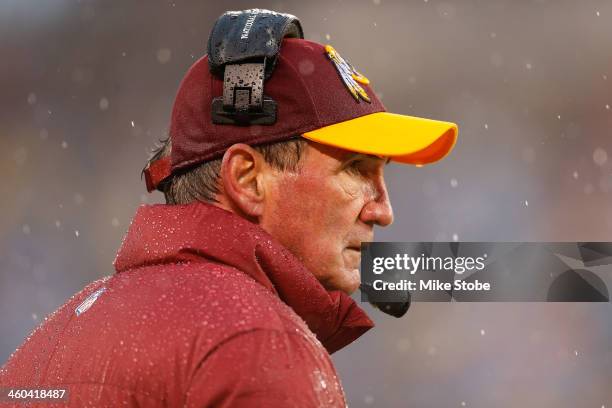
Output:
[144,137,307,204]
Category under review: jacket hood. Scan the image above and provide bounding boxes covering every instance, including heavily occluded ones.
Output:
[114,202,374,353]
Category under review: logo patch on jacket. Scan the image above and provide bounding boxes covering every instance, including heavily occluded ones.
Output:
[75,287,106,316]
[324,44,371,103]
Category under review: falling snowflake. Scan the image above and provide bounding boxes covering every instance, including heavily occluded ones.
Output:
[593,148,608,166]
[73,193,84,205]
[27,92,37,105]
[156,48,172,64]
[99,97,109,110]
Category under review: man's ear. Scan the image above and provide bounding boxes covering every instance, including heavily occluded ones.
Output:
[219,144,267,219]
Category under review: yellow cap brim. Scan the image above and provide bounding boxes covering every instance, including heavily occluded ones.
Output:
[302,112,458,165]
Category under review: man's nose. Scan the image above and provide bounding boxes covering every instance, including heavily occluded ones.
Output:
[359,180,394,227]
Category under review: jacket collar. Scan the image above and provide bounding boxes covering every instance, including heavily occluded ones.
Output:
[114,202,374,353]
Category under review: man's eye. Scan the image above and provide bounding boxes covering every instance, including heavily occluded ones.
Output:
[345,160,364,175]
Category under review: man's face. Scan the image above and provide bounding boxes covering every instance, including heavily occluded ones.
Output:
[260,140,394,294]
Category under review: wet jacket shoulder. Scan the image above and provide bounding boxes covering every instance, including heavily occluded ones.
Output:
[0,203,374,407]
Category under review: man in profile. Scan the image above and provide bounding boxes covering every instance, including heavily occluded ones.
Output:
[0,9,457,407]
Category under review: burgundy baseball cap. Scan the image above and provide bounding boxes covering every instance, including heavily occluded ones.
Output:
[144,38,458,191]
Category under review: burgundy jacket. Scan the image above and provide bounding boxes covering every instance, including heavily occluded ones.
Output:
[0,202,374,407]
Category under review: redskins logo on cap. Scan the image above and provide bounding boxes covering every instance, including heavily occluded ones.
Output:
[324,45,371,103]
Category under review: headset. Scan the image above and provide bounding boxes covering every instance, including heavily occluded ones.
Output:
[207,9,303,126]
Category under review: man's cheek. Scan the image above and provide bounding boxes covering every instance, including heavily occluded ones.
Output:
[335,176,369,204]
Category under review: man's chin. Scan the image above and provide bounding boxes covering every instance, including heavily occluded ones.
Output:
[320,270,361,294]
[340,268,361,295]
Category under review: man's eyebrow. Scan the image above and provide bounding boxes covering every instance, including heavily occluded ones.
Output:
[345,153,390,163]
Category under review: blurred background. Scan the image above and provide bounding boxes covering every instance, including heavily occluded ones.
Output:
[1,0,611,406]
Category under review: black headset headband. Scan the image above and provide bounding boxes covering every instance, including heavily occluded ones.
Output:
[207,9,304,126]
[207,9,303,79]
